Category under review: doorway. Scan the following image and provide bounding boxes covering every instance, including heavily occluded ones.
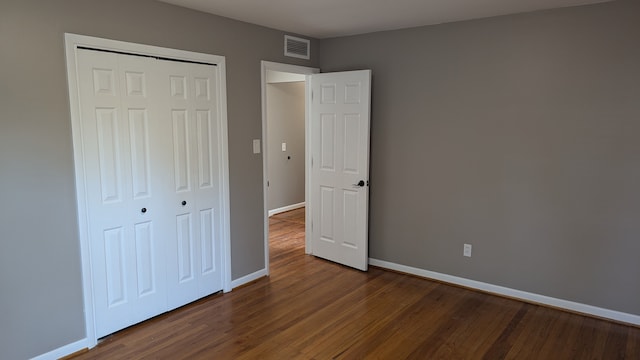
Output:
[261,61,319,274]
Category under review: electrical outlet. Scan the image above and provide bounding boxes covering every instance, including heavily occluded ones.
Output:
[463,244,472,257]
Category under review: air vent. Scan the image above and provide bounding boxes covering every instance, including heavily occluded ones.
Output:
[284,35,310,60]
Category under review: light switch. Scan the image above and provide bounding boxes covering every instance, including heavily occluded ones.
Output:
[253,139,261,154]
[281,142,287,152]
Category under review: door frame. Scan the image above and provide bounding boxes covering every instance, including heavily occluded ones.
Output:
[65,33,232,347]
[260,61,319,274]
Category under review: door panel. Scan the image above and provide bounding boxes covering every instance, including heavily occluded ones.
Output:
[200,208,216,274]
[95,108,122,203]
[172,110,192,193]
[191,63,223,297]
[129,109,151,199]
[310,70,371,271]
[197,110,214,188]
[342,190,359,249]
[134,221,156,297]
[165,62,199,309]
[78,49,169,338]
[320,114,336,170]
[176,213,195,282]
[320,186,335,243]
[163,60,224,309]
[343,114,361,173]
[104,226,127,307]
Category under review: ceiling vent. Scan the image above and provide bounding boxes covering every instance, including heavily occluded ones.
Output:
[284,35,310,60]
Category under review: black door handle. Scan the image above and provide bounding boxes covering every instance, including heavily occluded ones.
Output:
[141,207,147,213]
[353,180,365,187]
[181,200,187,206]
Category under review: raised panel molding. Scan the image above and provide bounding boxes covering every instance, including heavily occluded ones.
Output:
[134,221,155,297]
[104,227,127,307]
[96,108,122,203]
[129,109,151,199]
[172,110,191,192]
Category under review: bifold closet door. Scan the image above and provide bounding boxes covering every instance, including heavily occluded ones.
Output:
[161,60,224,310]
[77,49,171,338]
[77,49,224,338]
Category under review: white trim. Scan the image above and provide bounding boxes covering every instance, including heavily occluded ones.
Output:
[217,52,232,294]
[261,61,319,273]
[64,33,98,350]
[64,33,233,354]
[369,258,640,326]
[304,78,313,255]
[230,268,268,289]
[30,338,90,360]
[268,202,305,217]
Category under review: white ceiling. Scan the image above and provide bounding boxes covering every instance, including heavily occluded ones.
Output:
[159,0,610,39]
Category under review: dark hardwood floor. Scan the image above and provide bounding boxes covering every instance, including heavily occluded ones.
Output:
[72,208,640,359]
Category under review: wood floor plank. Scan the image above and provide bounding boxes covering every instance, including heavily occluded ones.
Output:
[626,326,640,359]
[72,208,640,359]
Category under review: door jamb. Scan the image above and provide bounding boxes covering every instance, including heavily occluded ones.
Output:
[260,61,319,275]
[65,33,233,348]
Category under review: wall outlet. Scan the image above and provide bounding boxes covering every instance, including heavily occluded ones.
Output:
[463,244,472,257]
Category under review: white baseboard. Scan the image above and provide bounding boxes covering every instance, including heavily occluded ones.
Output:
[31,337,91,360]
[369,258,640,326]
[268,202,305,217]
[230,268,268,289]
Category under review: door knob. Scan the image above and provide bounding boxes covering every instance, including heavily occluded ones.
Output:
[354,180,365,187]
[141,207,147,213]
[181,200,187,206]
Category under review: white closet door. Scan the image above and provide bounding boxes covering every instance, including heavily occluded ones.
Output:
[77,49,169,338]
[190,62,224,298]
[161,60,224,310]
[78,49,224,337]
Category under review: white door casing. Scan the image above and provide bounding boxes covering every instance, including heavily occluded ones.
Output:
[309,70,371,271]
[66,34,231,345]
[260,61,319,279]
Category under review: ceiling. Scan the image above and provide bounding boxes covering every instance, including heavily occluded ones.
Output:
[158,0,610,39]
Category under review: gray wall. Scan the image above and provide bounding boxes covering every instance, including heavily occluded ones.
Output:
[267,82,306,211]
[319,0,640,316]
[0,0,317,358]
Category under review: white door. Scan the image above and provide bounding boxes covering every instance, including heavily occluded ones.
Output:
[77,49,225,337]
[161,60,224,310]
[77,49,170,337]
[309,70,371,271]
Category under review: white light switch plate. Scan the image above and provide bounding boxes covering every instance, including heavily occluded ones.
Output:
[463,244,472,257]
[253,139,261,154]
[282,142,287,151]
